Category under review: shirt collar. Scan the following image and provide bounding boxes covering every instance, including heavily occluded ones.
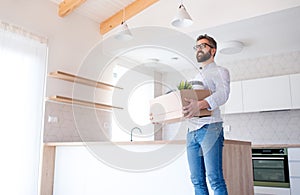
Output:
[200,62,216,71]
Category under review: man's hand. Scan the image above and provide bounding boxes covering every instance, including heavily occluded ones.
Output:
[182,98,209,118]
[149,113,160,124]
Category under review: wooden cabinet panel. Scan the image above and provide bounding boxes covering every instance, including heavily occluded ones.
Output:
[290,73,300,109]
[40,145,56,195]
[223,141,254,195]
[242,75,292,112]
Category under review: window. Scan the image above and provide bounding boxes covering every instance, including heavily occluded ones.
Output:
[111,65,154,141]
[0,22,47,195]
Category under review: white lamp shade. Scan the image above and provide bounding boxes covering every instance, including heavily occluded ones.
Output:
[171,4,193,27]
[114,22,133,41]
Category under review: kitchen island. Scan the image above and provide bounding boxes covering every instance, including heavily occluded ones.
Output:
[41,139,253,195]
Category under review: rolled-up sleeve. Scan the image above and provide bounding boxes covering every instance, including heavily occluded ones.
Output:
[205,67,230,111]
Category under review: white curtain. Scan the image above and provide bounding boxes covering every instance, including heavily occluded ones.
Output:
[0,22,47,195]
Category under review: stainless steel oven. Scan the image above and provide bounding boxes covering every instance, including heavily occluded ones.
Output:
[252,148,290,188]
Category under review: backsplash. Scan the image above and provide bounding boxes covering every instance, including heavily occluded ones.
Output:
[222,50,300,145]
[44,101,112,142]
[223,50,300,81]
[223,110,300,145]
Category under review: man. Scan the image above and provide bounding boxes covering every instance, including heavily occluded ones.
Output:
[183,34,230,195]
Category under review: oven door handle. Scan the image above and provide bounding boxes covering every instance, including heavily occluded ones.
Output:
[252,157,285,160]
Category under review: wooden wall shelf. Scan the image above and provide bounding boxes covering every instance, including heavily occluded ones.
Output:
[49,71,122,90]
[48,95,123,110]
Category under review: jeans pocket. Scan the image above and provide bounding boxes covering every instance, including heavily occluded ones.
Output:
[186,130,194,146]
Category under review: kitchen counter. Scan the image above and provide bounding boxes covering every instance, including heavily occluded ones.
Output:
[42,139,253,195]
[44,139,250,146]
[252,144,300,148]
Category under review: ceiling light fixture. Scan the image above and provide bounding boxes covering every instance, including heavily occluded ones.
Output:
[114,8,133,41]
[171,3,193,27]
[219,41,244,55]
[143,58,160,68]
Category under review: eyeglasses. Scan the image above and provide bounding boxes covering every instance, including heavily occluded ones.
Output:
[193,43,214,50]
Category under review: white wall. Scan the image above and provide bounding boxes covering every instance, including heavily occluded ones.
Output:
[0,0,101,72]
[0,0,102,99]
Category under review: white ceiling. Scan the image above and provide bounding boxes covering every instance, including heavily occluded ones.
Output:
[190,6,300,63]
[51,0,136,22]
[118,6,300,72]
[52,0,300,72]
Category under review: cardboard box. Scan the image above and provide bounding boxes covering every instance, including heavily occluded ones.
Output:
[149,89,212,124]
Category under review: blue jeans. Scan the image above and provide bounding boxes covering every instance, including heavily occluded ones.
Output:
[186,122,228,195]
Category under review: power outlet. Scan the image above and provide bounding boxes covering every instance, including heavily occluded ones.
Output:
[48,116,58,123]
[224,125,231,132]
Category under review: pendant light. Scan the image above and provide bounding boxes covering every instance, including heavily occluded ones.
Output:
[171,3,193,27]
[114,8,133,41]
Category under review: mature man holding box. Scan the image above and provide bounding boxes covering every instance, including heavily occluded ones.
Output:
[183,34,230,195]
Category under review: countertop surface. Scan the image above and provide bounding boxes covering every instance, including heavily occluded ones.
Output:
[44,140,300,148]
[252,144,300,148]
[45,140,300,148]
[45,139,251,146]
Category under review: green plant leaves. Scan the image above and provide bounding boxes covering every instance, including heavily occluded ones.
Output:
[177,80,192,90]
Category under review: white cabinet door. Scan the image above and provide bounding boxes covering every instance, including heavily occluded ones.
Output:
[242,75,292,112]
[290,178,300,195]
[289,161,300,177]
[288,148,300,161]
[288,148,300,195]
[224,81,243,114]
[290,74,300,109]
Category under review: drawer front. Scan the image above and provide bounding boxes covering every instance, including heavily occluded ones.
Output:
[254,186,290,195]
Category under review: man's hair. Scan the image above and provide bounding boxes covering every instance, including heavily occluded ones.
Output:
[196,34,217,49]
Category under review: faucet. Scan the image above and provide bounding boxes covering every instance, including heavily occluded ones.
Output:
[130,127,142,142]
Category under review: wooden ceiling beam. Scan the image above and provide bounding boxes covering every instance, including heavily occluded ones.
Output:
[59,0,86,17]
[100,0,159,35]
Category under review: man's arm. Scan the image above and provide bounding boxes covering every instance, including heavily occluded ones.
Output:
[204,68,230,111]
[183,67,230,118]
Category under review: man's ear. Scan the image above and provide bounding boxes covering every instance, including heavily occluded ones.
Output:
[211,48,216,56]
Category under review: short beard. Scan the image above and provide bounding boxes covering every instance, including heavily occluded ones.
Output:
[197,50,212,63]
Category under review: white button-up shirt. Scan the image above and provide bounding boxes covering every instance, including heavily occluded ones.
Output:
[188,62,230,131]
